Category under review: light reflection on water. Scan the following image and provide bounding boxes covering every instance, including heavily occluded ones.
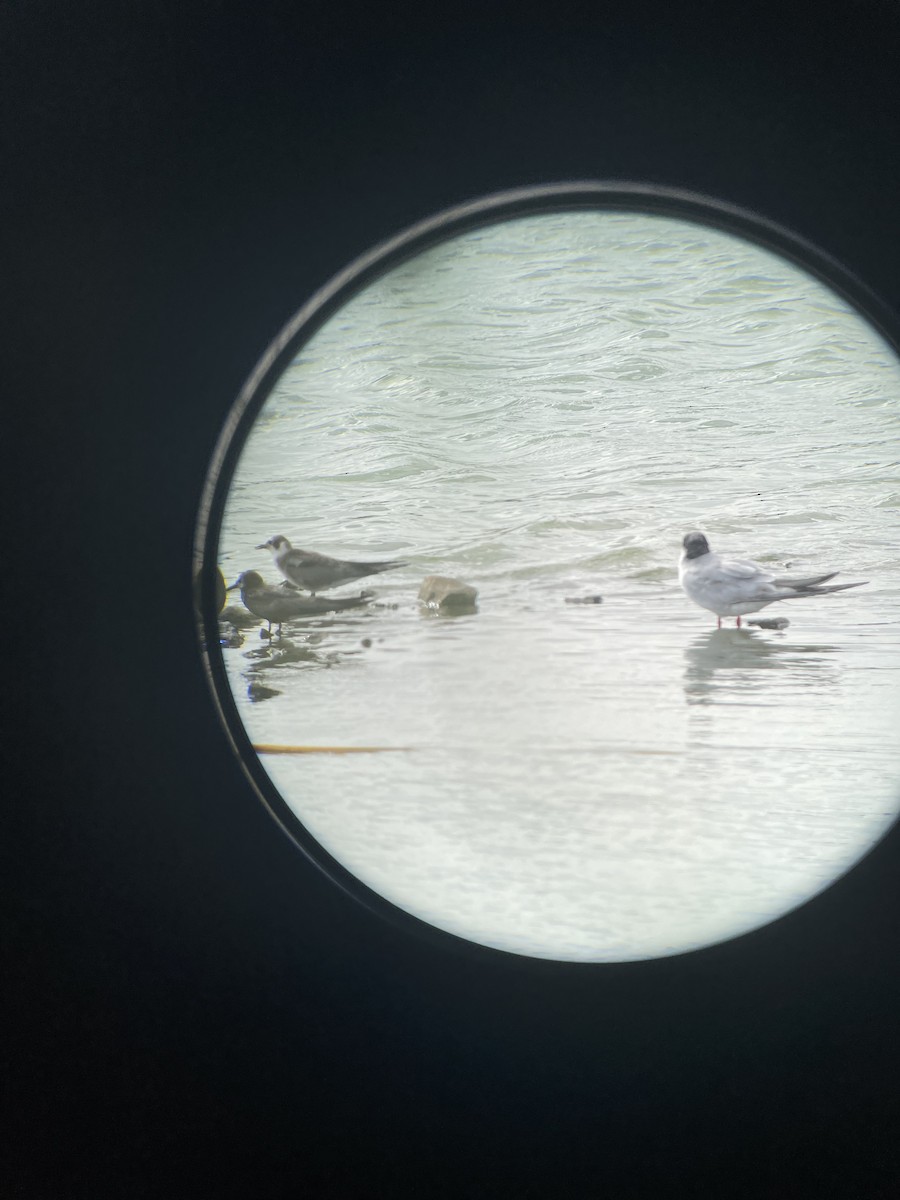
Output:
[216,209,900,961]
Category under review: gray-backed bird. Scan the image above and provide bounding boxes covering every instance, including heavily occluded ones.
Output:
[679,531,867,628]
[257,534,407,596]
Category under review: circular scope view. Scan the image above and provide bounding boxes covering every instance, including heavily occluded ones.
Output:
[205,200,900,961]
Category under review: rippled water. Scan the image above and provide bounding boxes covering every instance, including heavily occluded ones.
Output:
[216,210,900,961]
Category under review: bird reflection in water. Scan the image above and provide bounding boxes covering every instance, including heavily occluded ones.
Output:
[238,637,336,703]
[237,609,379,702]
[682,627,840,707]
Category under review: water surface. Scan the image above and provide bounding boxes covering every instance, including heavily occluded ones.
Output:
[217,210,900,961]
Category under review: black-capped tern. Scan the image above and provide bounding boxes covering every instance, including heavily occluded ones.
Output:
[257,534,407,595]
[679,531,867,628]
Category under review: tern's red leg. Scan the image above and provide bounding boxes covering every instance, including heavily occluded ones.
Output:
[717,617,722,629]
[736,616,742,628]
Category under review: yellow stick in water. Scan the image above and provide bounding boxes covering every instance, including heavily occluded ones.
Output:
[253,744,413,755]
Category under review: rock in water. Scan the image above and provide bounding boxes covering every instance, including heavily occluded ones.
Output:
[418,575,478,611]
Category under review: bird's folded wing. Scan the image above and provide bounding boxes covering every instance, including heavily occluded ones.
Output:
[771,571,838,589]
[708,557,772,584]
[286,549,335,569]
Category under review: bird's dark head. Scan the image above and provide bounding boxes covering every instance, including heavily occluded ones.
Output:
[682,531,711,560]
[228,570,265,592]
[256,535,290,552]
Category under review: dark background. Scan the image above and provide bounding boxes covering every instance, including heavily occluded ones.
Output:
[4,5,900,1197]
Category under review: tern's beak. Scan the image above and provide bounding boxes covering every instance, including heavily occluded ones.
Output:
[226,578,242,592]
[255,541,269,550]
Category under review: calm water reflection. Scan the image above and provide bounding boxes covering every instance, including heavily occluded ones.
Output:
[683,628,840,705]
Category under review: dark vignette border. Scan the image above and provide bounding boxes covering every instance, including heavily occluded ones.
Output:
[194,179,900,966]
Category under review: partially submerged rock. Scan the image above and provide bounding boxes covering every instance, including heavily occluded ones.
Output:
[564,594,604,605]
[418,575,478,611]
[746,616,790,630]
[217,622,245,648]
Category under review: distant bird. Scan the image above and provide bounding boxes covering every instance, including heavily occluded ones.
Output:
[228,570,376,636]
[257,534,407,595]
[227,570,318,637]
[678,531,868,628]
